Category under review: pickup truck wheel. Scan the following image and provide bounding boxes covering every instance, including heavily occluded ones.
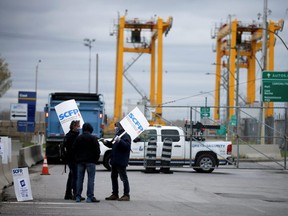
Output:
[195,154,216,173]
[103,152,111,171]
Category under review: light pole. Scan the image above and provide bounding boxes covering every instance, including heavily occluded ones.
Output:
[83,38,95,93]
[35,59,41,94]
[34,59,41,135]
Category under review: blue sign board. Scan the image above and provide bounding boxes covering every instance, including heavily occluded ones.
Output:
[17,91,37,132]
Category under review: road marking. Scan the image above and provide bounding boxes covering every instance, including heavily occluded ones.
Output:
[2,201,79,205]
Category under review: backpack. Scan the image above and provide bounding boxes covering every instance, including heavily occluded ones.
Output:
[59,138,68,163]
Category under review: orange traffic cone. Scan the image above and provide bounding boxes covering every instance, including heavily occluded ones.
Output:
[41,155,50,175]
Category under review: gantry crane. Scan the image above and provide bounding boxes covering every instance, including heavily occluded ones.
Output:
[109,14,173,129]
[213,18,284,121]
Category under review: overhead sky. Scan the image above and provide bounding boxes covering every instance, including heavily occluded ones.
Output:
[0,0,287,121]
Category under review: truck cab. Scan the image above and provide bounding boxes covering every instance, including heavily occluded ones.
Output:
[44,92,104,162]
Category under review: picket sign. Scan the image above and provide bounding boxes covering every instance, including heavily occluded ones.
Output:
[118,106,150,141]
[12,167,33,201]
[55,99,84,134]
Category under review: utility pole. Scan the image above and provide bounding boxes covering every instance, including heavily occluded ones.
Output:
[35,60,41,95]
[96,53,99,94]
[34,59,41,134]
[259,0,268,144]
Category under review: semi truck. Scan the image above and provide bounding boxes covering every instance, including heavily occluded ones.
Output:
[99,123,233,173]
[44,92,104,162]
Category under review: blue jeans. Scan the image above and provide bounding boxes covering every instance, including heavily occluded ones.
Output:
[111,165,130,196]
[76,163,96,199]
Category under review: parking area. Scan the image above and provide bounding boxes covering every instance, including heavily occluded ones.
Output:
[1,163,288,216]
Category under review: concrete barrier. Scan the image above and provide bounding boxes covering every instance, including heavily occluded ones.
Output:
[18,145,44,167]
[0,157,9,189]
[1,142,44,200]
[0,154,18,200]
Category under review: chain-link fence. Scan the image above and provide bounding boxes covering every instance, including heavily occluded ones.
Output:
[146,105,287,170]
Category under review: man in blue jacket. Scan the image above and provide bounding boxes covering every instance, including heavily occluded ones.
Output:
[104,122,131,201]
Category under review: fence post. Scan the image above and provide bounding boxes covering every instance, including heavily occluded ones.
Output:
[160,138,173,174]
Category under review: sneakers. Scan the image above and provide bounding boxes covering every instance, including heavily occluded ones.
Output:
[65,194,86,201]
[72,195,85,201]
[75,196,81,202]
[86,197,100,203]
[118,195,130,201]
[105,194,119,200]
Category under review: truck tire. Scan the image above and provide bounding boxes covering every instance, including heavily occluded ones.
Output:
[103,152,111,171]
[195,153,216,173]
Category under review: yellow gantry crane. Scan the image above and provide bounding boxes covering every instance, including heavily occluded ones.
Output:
[213,18,284,121]
[110,14,173,128]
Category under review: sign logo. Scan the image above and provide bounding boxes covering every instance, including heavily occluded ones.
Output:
[58,109,80,121]
[120,106,149,140]
[12,168,23,176]
[126,112,144,134]
[55,99,84,134]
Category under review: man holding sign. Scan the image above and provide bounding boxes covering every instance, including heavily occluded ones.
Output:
[104,122,132,201]
[103,107,149,201]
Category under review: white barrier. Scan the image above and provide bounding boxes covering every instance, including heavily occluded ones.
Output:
[0,141,44,200]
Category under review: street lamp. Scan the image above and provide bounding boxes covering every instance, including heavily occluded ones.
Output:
[83,38,96,93]
[35,59,41,94]
[34,59,41,135]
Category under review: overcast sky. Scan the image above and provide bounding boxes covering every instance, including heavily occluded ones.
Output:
[0,0,287,121]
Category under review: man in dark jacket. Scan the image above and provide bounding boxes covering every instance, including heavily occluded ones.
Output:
[63,120,80,200]
[104,122,131,201]
[73,123,101,203]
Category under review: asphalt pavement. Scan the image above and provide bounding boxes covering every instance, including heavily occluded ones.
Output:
[1,163,288,216]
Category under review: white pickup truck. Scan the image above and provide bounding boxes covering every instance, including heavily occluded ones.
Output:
[99,125,233,173]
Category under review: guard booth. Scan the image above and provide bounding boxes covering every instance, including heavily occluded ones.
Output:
[184,121,221,141]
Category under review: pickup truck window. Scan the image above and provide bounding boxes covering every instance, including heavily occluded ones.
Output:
[137,129,157,142]
[161,129,180,142]
[146,129,157,140]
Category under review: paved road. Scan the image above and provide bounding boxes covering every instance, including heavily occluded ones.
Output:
[1,163,288,216]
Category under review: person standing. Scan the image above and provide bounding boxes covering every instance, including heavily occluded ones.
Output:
[73,123,101,203]
[63,120,80,200]
[104,122,132,201]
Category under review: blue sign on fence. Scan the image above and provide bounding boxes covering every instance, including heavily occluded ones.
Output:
[17,91,36,132]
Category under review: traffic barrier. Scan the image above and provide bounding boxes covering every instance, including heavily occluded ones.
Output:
[0,155,18,199]
[41,155,50,175]
[18,145,43,167]
[144,138,159,173]
[0,157,9,189]
[160,138,173,174]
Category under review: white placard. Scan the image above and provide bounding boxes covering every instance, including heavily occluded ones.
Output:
[7,137,11,163]
[0,140,3,162]
[0,136,11,164]
[55,99,84,134]
[12,168,33,201]
[120,106,150,140]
